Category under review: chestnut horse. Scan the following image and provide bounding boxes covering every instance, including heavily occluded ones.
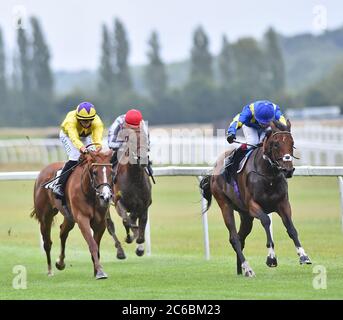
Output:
[200,120,311,277]
[110,123,152,257]
[31,149,122,279]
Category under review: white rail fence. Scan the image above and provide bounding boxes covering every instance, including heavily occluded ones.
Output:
[1,166,343,260]
[1,124,343,166]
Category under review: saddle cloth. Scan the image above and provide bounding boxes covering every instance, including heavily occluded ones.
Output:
[237,149,254,173]
[44,169,62,190]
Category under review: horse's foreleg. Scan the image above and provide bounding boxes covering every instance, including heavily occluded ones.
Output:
[249,199,277,267]
[105,209,126,259]
[236,214,254,275]
[77,215,107,279]
[277,200,312,265]
[135,211,147,257]
[56,218,75,271]
[92,222,106,269]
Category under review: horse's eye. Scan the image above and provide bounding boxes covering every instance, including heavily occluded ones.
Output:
[93,171,98,176]
[273,142,279,149]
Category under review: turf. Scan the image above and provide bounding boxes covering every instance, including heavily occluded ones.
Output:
[0,176,342,300]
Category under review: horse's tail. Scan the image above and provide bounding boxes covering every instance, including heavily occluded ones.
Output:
[30,179,38,220]
[30,208,37,219]
[199,175,212,213]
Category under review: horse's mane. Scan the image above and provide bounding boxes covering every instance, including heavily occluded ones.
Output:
[81,150,113,165]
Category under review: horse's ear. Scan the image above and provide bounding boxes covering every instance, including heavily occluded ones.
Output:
[286,119,291,132]
[266,121,274,136]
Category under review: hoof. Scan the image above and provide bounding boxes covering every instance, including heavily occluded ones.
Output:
[243,269,255,278]
[47,270,54,277]
[300,255,312,265]
[242,261,255,278]
[125,235,134,244]
[55,261,65,270]
[135,248,144,257]
[117,251,126,260]
[95,270,108,280]
[266,255,278,267]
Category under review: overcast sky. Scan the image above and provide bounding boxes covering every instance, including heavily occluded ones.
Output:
[0,0,342,71]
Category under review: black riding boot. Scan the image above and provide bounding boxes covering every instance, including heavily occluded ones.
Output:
[53,160,78,198]
[225,146,247,180]
[111,148,119,167]
[111,148,119,183]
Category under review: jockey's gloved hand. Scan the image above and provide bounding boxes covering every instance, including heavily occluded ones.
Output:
[80,146,89,154]
[227,133,236,144]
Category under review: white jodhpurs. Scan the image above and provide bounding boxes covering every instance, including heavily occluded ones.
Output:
[59,130,92,161]
[242,125,266,146]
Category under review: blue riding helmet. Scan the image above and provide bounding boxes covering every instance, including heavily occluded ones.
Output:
[254,101,275,125]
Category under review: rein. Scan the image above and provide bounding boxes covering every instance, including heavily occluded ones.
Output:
[41,159,84,188]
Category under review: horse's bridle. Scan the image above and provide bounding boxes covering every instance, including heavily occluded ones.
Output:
[262,131,299,171]
[82,162,114,198]
[90,163,114,196]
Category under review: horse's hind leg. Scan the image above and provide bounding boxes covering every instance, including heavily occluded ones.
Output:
[105,210,126,259]
[236,214,254,275]
[39,208,55,276]
[277,200,311,265]
[215,195,255,277]
[56,218,75,271]
[135,210,147,257]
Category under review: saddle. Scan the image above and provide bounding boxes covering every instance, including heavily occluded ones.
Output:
[223,148,254,183]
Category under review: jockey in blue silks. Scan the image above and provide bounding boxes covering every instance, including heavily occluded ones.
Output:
[225,100,287,170]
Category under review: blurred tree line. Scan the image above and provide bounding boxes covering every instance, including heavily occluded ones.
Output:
[0,17,340,128]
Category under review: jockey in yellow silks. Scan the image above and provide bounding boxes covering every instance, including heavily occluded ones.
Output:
[53,102,104,198]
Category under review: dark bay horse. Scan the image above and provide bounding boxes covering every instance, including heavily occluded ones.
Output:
[31,149,122,279]
[200,120,311,277]
[110,123,152,257]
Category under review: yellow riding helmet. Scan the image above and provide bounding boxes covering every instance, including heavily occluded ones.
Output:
[76,102,96,120]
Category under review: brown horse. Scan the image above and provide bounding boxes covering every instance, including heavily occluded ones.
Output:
[31,149,122,279]
[200,120,311,277]
[110,124,152,256]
